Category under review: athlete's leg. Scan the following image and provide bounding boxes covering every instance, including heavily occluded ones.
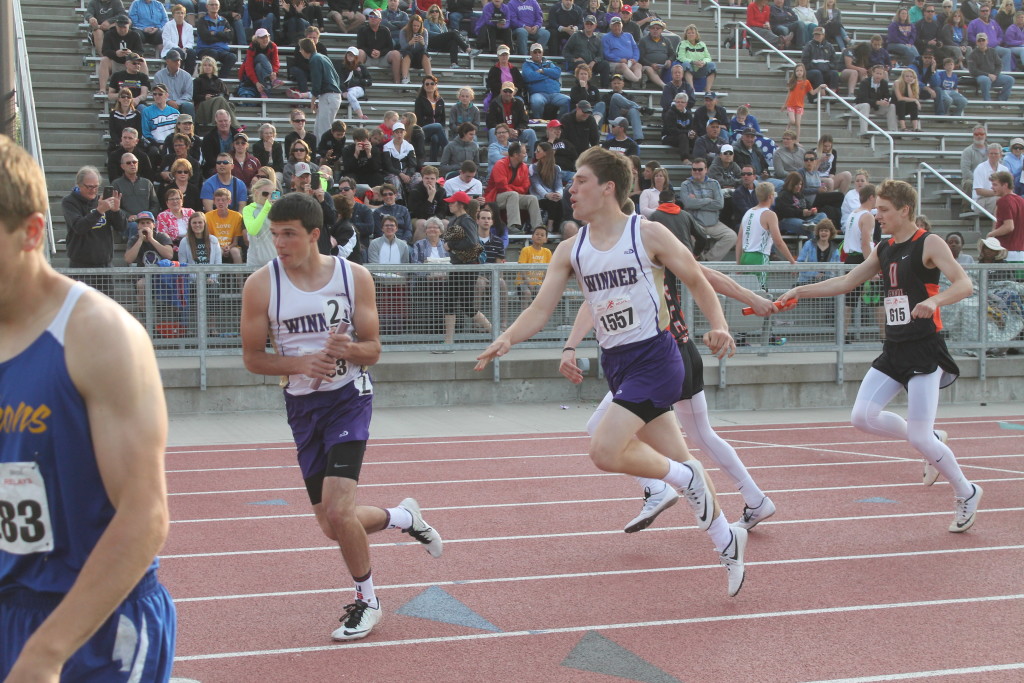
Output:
[850,367,907,439]
[674,391,766,506]
[905,369,972,498]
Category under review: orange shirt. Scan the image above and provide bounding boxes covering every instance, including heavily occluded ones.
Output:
[785,79,814,109]
[205,210,244,248]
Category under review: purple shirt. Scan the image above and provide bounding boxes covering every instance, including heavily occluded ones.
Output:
[507,0,544,29]
[887,20,916,46]
[1002,23,1024,47]
[967,17,1004,46]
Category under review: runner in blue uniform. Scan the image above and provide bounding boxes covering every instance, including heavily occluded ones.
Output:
[779,180,983,532]
[477,147,750,596]
[0,136,175,681]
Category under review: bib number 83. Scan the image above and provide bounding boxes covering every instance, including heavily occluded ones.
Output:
[0,499,46,545]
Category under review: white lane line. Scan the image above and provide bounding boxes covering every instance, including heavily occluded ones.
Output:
[161,507,1024,559]
[801,662,1024,682]
[163,421,1020,455]
[167,472,1024,498]
[173,593,1024,661]
[169,544,1024,603]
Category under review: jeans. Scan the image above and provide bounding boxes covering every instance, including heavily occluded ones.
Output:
[343,86,365,113]
[886,43,919,65]
[593,100,607,122]
[935,88,967,115]
[780,212,824,236]
[254,13,276,41]
[289,65,310,93]
[227,16,246,44]
[976,73,1014,101]
[512,26,550,55]
[197,47,236,74]
[834,26,850,50]
[607,92,644,140]
[422,122,448,161]
[175,101,197,118]
[995,45,1014,71]
[448,11,479,36]
[487,127,538,156]
[683,61,716,79]
[253,53,274,88]
[529,91,571,118]
[773,21,808,48]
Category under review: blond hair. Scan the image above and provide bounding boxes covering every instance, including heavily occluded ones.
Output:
[0,135,48,233]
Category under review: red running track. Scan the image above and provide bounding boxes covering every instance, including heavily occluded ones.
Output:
[162,418,1024,683]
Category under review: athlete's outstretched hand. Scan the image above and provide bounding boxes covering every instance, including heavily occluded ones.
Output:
[703,328,736,359]
[747,296,777,317]
[777,287,800,305]
[474,337,511,371]
[558,349,584,384]
[911,299,938,320]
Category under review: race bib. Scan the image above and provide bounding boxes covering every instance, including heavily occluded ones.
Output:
[884,295,911,326]
[0,462,54,555]
[596,296,638,335]
[321,297,351,385]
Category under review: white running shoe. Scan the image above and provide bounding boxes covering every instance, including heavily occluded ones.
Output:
[400,497,443,558]
[331,599,382,641]
[720,527,748,597]
[732,496,777,531]
[923,430,947,486]
[677,460,713,531]
[949,484,983,533]
[624,485,680,533]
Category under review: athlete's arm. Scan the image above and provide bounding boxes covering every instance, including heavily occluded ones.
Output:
[700,265,776,315]
[322,263,381,367]
[7,290,170,681]
[916,232,973,318]
[779,245,881,303]
[559,303,595,384]
[766,211,796,264]
[642,219,735,358]
[240,266,335,380]
[475,236,577,369]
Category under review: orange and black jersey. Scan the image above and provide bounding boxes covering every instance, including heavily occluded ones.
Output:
[876,228,942,342]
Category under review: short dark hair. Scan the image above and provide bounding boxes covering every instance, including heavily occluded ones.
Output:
[352,128,369,141]
[268,192,323,233]
[460,159,478,173]
[457,122,477,137]
[299,38,316,54]
[508,141,523,156]
[658,189,675,203]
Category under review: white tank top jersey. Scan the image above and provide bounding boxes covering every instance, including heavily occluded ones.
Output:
[844,209,869,254]
[740,206,772,255]
[268,255,370,397]
[571,215,667,349]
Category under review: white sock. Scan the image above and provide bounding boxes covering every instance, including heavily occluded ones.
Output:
[634,476,667,494]
[707,513,732,552]
[354,571,378,608]
[385,506,413,530]
[662,460,695,491]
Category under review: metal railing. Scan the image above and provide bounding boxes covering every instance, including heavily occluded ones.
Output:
[821,85,895,179]
[916,161,997,230]
[12,0,56,255]
[56,261,1021,389]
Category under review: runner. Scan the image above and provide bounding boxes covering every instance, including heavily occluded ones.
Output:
[778,179,983,532]
[560,265,778,533]
[0,135,176,680]
[476,147,750,596]
[240,192,442,642]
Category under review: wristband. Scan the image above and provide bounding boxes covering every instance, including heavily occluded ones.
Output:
[562,347,575,353]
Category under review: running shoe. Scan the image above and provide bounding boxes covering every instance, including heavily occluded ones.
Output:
[677,460,713,531]
[400,497,443,558]
[623,484,679,533]
[271,78,284,87]
[286,88,303,99]
[331,599,382,641]
[720,527,748,597]
[732,495,776,531]
[923,430,947,486]
[949,484,983,533]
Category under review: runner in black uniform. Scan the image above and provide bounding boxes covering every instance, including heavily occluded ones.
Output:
[561,260,779,533]
[779,180,983,533]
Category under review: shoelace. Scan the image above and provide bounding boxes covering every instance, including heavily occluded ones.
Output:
[341,600,368,628]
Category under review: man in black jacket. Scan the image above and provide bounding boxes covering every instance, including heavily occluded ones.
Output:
[62,166,125,282]
[356,10,401,84]
[99,17,146,96]
[661,92,694,162]
[801,27,838,90]
[853,64,897,133]
[343,129,385,187]
[558,100,599,169]
[107,128,156,182]
[486,82,538,156]
[691,92,728,138]
[200,109,241,176]
[547,0,585,55]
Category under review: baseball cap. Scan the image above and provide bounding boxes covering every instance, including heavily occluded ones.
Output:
[152,83,168,93]
[369,8,382,17]
[650,19,666,27]
[501,81,516,93]
[254,27,270,38]
[164,48,183,61]
[115,15,131,25]
[609,16,623,23]
[547,119,562,128]
[177,114,193,123]
[621,4,633,12]
[497,44,511,55]
[392,122,406,131]
[706,118,722,126]
[720,144,734,153]
[135,211,155,223]
[584,14,597,23]
[610,73,624,81]
[530,43,544,52]
[347,45,359,56]
[233,131,248,142]
[741,126,758,136]
[127,52,144,63]
[610,116,628,128]
[294,162,312,175]
[577,100,593,112]
[704,91,717,99]
[444,191,473,204]
[813,26,825,34]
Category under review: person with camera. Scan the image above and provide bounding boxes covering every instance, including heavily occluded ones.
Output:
[288,162,340,255]
[63,167,125,274]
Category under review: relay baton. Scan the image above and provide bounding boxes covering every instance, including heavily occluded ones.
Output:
[742,299,798,316]
[310,302,349,389]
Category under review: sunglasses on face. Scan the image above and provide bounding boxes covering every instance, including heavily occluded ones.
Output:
[382,192,396,197]
[119,94,131,99]
[175,170,190,174]
[293,149,306,153]
[691,166,705,171]
[804,157,817,161]
[339,186,353,191]
[740,171,754,175]
[293,119,306,123]
[216,160,232,165]
[124,160,138,164]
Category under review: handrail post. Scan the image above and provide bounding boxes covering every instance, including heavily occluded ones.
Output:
[716,5,722,63]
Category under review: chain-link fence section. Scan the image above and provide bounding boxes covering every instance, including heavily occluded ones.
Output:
[60,262,1022,388]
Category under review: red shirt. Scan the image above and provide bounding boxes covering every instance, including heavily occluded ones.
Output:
[747,2,771,28]
[995,192,1024,252]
